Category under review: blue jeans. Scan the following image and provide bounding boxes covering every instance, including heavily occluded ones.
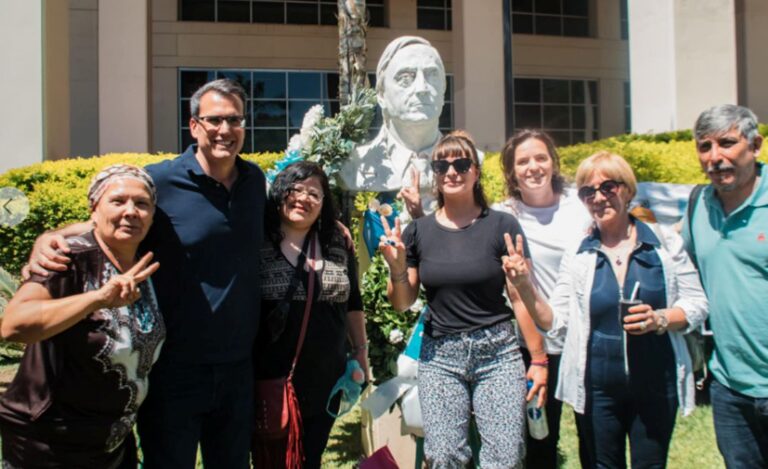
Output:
[418,321,527,469]
[575,375,678,468]
[710,378,768,468]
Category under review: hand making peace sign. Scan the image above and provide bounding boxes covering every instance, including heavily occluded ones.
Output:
[95,252,160,309]
[397,167,425,219]
[378,216,407,275]
[502,233,530,288]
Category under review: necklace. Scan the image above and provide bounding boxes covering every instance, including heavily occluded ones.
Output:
[602,224,635,266]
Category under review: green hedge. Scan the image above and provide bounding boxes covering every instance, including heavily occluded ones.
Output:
[0,152,284,273]
[4,131,768,273]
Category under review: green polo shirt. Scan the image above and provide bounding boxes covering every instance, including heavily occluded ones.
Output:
[682,162,768,397]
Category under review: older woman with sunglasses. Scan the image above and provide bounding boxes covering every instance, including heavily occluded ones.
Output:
[379,132,549,468]
[517,151,708,468]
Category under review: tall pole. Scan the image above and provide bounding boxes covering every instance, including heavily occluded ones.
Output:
[338,0,369,106]
[503,0,515,139]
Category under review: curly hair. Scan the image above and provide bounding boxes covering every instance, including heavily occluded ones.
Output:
[265,161,339,256]
[432,131,489,210]
[501,129,565,200]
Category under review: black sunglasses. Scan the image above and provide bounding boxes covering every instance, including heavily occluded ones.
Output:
[431,158,474,175]
[577,180,623,202]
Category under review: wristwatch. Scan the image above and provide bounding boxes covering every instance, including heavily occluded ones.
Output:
[655,310,669,335]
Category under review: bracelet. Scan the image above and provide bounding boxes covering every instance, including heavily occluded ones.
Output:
[390,269,408,284]
[530,360,549,367]
[351,342,369,353]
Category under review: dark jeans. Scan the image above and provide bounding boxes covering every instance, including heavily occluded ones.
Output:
[520,350,563,469]
[137,359,254,469]
[575,380,677,468]
[710,378,768,468]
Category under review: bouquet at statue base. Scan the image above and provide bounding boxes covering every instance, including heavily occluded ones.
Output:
[361,308,426,437]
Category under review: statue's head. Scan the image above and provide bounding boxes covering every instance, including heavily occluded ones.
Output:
[376,36,446,129]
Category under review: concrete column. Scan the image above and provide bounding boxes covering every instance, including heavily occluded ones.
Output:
[0,0,69,174]
[99,0,150,154]
[452,0,506,152]
[736,0,768,121]
[629,0,738,133]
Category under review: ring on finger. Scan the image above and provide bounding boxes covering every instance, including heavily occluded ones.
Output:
[639,320,647,330]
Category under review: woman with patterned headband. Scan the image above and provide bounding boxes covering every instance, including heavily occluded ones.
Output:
[0,164,166,468]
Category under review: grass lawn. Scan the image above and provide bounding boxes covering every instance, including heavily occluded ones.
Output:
[0,359,726,468]
[321,404,725,468]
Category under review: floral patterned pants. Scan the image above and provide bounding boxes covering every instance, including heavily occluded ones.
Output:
[418,321,527,469]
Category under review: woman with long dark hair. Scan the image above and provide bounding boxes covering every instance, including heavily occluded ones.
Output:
[252,161,367,468]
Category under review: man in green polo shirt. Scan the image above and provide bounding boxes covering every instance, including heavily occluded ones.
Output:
[682,104,768,469]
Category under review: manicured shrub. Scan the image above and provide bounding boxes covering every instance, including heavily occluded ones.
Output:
[0,152,282,273]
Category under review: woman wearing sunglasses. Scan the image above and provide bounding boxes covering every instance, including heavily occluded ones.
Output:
[522,151,708,468]
[379,132,549,468]
[493,129,592,469]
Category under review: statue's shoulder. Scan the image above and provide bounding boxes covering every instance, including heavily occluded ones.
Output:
[349,128,390,163]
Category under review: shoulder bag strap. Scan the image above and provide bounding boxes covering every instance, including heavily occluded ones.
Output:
[287,232,317,380]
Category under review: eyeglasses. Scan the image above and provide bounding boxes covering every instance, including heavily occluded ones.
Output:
[286,186,324,204]
[194,115,246,129]
[577,180,624,202]
[431,158,474,175]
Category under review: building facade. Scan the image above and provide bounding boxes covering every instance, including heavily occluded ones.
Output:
[2,0,766,173]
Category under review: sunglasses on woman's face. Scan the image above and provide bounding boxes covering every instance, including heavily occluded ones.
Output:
[431,158,474,175]
[577,180,623,202]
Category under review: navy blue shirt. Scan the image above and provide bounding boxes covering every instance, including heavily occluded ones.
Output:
[581,220,675,391]
[140,145,266,364]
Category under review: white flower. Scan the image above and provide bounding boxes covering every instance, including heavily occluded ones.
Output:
[287,133,303,152]
[409,298,424,313]
[388,329,405,344]
[301,105,325,133]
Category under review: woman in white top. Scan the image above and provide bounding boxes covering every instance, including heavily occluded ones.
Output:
[493,129,592,469]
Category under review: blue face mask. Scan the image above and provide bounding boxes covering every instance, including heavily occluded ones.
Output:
[327,360,365,418]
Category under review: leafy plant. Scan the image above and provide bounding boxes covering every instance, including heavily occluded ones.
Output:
[361,253,422,383]
[0,266,24,360]
[303,88,378,181]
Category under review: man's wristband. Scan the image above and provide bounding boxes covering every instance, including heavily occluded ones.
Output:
[530,360,549,367]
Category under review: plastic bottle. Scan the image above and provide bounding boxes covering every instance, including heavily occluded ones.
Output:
[526,380,549,440]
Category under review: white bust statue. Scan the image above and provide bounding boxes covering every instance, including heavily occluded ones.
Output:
[340,36,446,215]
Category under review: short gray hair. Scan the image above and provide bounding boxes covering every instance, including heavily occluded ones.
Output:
[375,36,445,95]
[190,78,248,118]
[694,104,760,146]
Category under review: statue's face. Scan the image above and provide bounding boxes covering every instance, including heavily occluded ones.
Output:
[380,44,445,125]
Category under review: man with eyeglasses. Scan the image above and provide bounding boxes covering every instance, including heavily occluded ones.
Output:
[683,104,768,468]
[25,78,265,468]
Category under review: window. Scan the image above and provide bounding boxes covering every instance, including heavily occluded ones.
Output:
[179,0,387,27]
[417,0,451,31]
[624,81,631,133]
[513,77,598,146]
[511,0,589,37]
[620,0,628,40]
[179,69,454,153]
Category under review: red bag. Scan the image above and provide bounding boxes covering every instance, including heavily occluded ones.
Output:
[252,236,316,469]
[253,377,291,440]
[360,446,399,469]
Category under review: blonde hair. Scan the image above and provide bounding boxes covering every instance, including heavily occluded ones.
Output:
[575,151,637,200]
